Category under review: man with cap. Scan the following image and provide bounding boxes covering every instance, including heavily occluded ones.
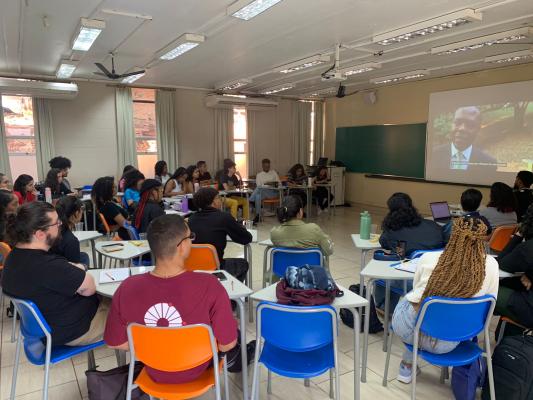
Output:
[514,170,533,222]
[133,179,165,233]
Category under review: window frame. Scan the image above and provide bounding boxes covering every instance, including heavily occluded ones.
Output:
[233,107,248,179]
[132,91,157,156]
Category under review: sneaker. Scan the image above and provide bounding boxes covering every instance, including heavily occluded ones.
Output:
[397,361,421,384]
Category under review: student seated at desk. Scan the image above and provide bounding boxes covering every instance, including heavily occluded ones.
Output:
[44,168,73,202]
[495,204,533,331]
[185,165,200,193]
[104,214,239,383]
[197,160,212,186]
[376,193,444,311]
[133,179,165,234]
[118,165,136,192]
[49,156,75,193]
[287,163,308,209]
[0,173,11,191]
[51,196,90,266]
[443,188,492,241]
[13,174,38,205]
[122,169,145,212]
[0,190,18,242]
[250,158,281,224]
[391,217,498,384]
[93,176,130,240]
[1,202,108,346]
[188,188,251,282]
[270,195,333,257]
[154,160,170,185]
[219,160,250,220]
[163,167,188,197]
[479,182,517,228]
[313,166,334,214]
[513,170,533,223]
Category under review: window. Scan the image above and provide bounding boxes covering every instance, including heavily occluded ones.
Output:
[2,95,38,180]
[132,88,157,178]
[233,107,248,179]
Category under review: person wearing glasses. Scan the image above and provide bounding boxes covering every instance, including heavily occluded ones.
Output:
[1,202,108,346]
[188,187,252,282]
[104,214,239,384]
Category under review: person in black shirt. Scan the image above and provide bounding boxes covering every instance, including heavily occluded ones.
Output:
[44,168,73,201]
[92,176,130,240]
[49,156,74,193]
[514,170,533,223]
[133,179,165,233]
[443,188,492,241]
[1,202,107,345]
[0,190,18,242]
[188,188,252,281]
[51,196,90,266]
[197,160,212,185]
[287,163,308,208]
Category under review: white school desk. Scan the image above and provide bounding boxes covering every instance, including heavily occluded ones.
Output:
[88,268,253,400]
[73,230,102,268]
[351,234,382,293]
[251,284,368,400]
[95,241,151,268]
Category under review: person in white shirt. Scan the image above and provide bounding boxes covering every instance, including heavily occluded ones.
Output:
[391,217,499,384]
[250,159,281,224]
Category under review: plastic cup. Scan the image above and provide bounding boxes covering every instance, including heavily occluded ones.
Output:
[74,222,84,231]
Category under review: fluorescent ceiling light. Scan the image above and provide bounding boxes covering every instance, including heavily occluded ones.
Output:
[370,70,429,84]
[304,87,337,97]
[485,48,533,64]
[339,62,381,77]
[374,9,481,45]
[227,0,283,21]
[72,18,105,51]
[121,69,145,84]
[56,60,78,79]
[431,27,532,55]
[277,55,330,74]
[261,83,294,95]
[217,78,252,91]
[223,94,247,98]
[156,33,205,61]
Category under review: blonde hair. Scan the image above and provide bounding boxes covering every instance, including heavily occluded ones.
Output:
[421,217,488,301]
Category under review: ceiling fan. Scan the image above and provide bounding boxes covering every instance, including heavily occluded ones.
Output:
[94,53,145,80]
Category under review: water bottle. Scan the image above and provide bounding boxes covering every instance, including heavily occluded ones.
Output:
[194,182,200,193]
[360,211,371,240]
[181,196,189,212]
[45,187,52,204]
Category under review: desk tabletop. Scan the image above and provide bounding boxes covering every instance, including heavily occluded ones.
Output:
[73,230,102,242]
[228,229,257,243]
[251,283,368,308]
[95,240,151,260]
[258,239,273,247]
[88,268,252,300]
[360,258,415,280]
[221,188,253,195]
[164,209,193,217]
[351,234,381,250]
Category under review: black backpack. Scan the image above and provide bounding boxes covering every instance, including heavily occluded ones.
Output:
[482,334,533,400]
[339,284,383,334]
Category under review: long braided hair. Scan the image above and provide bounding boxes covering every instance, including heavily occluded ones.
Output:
[421,217,488,301]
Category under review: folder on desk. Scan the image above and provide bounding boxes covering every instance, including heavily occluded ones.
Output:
[393,258,419,273]
[99,268,130,284]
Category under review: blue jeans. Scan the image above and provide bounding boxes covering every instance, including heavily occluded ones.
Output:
[250,188,278,212]
[80,251,90,268]
[392,298,459,363]
[374,280,413,312]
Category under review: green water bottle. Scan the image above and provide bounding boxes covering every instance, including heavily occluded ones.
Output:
[360,211,371,240]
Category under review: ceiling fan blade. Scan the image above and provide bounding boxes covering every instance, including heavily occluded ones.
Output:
[93,72,108,77]
[118,70,146,78]
[95,62,112,77]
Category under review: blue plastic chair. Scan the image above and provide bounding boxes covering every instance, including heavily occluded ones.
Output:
[267,247,324,286]
[251,301,340,400]
[10,298,105,400]
[382,295,496,400]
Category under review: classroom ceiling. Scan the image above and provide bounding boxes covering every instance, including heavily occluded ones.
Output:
[1,0,533,98]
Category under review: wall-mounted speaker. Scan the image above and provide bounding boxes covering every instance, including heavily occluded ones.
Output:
[363,90,377,105]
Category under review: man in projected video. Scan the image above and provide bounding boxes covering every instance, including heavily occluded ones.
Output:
[433,106,497,172]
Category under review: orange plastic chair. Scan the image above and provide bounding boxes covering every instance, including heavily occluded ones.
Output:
[126,323,228,400]
[497,316,529,345]
[0,241,11,268]
[185,244,220,271]
[488,224,518,253]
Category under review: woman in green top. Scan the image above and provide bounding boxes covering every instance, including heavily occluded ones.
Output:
[270,195,333,256]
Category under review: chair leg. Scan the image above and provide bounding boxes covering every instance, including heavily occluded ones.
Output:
[497,320,507,345]
[88,350,96,371]
[382,327,393,387]
[223,356,229,400]
[329,369,334,399]
[485,332,496,400]
[439,367,446,384]
[304,378,310,387]
[267,370,272,394]
[11,307,17,343]
[411,346,419,400]
[10,330,22,400]
[251,338,262,400]
[43,361,51,400]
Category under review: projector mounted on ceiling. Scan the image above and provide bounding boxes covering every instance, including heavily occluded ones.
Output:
[321,43,347,82]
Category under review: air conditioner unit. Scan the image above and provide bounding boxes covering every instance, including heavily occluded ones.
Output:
[204,94,278,109]
[0,78,78,99]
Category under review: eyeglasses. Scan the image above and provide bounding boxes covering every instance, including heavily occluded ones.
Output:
[176,232,196,247]
[42,220,62,230]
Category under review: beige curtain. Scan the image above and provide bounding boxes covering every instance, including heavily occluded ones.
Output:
[290,101,312,165]
[115,87,137,177]
[213,108,234,172]
[246,109,258,176]
[0,96,12,178]
[314,101,324,161]
[33,98,56,180]
[156,90,178,171]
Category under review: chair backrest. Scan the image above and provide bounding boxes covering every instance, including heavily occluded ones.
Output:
[0,241,11,267]
[10,298,51,340]
[98,212,111,234]
[128,323,216,372]
[185,244,220,271]
[488,224,518,252]
[271,247,323,278]
[416,295,495,342]
[122,223,140,240]
[257,301,336,352]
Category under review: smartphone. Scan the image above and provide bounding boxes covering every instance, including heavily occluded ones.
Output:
[212,271,227,281]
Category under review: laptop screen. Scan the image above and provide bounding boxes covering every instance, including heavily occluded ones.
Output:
[430,202,451,219]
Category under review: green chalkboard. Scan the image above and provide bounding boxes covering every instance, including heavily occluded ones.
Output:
[335,123,427,178]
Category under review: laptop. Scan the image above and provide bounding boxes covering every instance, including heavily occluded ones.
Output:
[429,201,452,224]
[317,157,328,166]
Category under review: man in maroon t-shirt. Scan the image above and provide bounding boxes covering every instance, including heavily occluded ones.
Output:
[104,214,238,383]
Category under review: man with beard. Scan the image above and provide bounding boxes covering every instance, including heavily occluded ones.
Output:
[432,106,497,173]
[1,202,107,346]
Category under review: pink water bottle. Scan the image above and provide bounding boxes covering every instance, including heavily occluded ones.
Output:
[45,187,52,204]
[181,196,189,212]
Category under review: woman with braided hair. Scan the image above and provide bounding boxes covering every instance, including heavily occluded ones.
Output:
[133,179,165,233]
[391,217,499,384]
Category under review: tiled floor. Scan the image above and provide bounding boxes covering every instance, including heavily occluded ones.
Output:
[1,204,493,399]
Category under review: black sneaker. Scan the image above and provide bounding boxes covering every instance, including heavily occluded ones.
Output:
[253,215,260,226]
[226,340,257,373]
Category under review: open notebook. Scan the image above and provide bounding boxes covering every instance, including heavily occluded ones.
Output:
[392,257,420,273]
[99,268,130,284]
